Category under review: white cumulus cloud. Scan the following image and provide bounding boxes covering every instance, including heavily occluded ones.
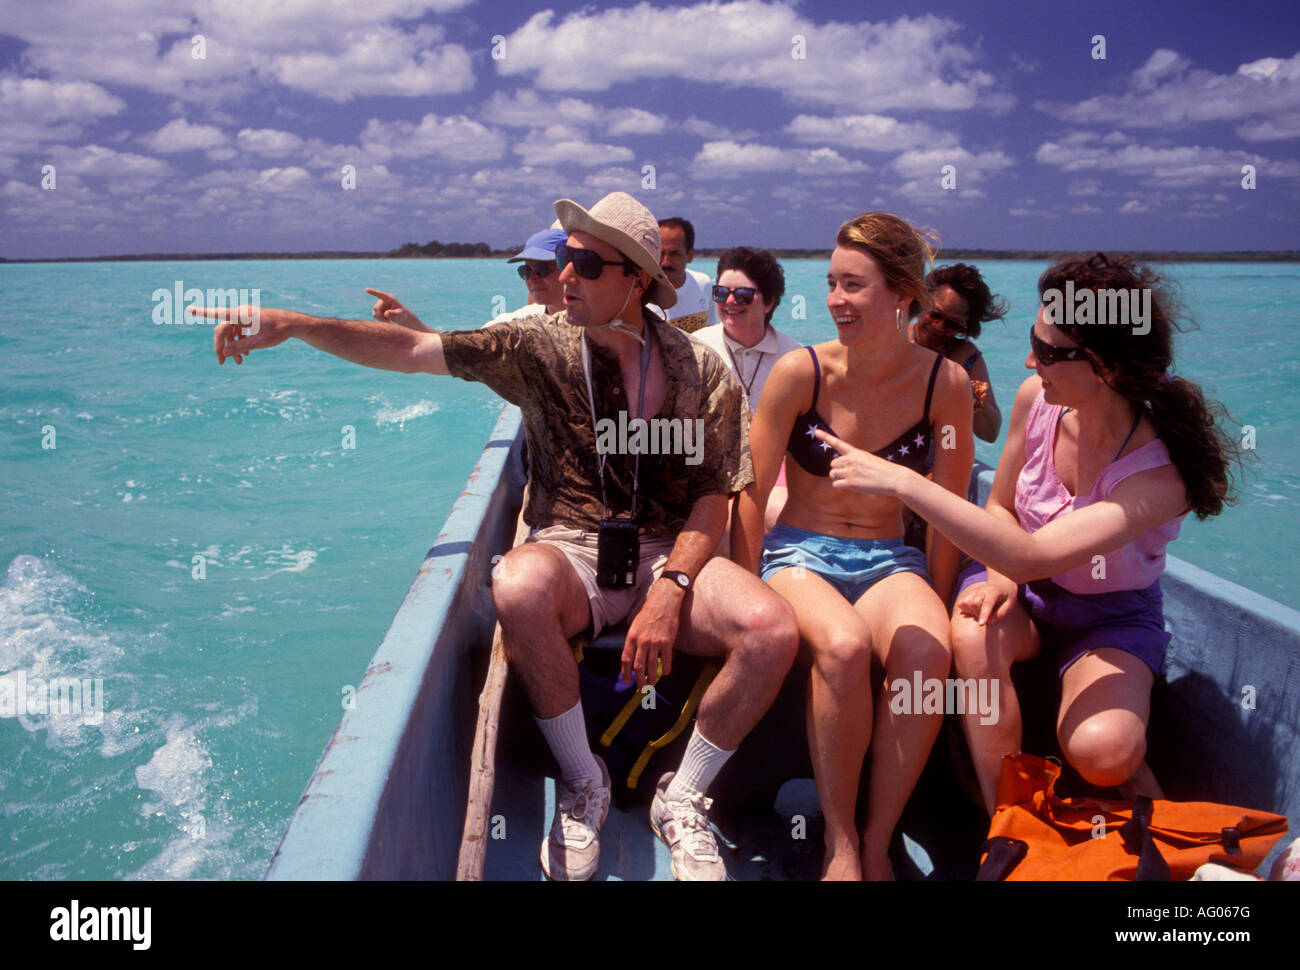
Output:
[266,25,474,101]
[514,126,635,166]
[1040,48,1300,141]
[498,3,1006,111]
[892,146,1013,198]
[359,114,506,163]
[142,118,226,153]
[236,129,306,157]
[691,140,868,178]
[786,113,956,153]
[482,89,667,136]
[1034,131,1300,185]
[0,76,124,122]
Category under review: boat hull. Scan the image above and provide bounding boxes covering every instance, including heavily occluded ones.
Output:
[267,405,1300,880]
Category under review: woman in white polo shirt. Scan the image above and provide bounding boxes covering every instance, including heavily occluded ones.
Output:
[693,247,802,532]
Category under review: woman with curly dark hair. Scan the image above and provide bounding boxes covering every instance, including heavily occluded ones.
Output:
[812,252,1238,813]
[911,262,1008,442]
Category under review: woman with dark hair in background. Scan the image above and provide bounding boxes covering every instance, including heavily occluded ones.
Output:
[734,212,974,879]
[814,252,1238,814]
[911,262,1008,443]
[694,247,801,532]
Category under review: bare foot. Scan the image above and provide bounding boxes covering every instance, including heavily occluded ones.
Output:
[822,838,862,880]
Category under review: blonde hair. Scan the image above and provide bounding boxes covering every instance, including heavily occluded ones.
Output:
[836,212,938,319]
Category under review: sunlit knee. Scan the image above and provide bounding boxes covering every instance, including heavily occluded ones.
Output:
[950,616,1006,680]
[1061,717,1146,788]
[813,631,871,686]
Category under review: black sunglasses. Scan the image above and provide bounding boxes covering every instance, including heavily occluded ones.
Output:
[922,307,965,333]
[712,285,759,305]
[555,244,634,280]
[1029,326,1087,366]
[516,261,556,282]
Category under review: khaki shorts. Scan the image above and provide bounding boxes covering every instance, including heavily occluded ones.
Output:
[525,525,676,637]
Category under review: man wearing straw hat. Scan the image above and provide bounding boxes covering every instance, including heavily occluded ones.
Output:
[203,191,798,882]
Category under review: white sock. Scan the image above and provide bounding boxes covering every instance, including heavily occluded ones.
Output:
[535,700,602,787]
[666,725,734,800]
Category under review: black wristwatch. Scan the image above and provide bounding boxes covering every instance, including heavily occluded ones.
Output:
[660,569,693,592]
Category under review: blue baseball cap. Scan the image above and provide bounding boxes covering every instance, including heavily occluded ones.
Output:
[506,227,568,263]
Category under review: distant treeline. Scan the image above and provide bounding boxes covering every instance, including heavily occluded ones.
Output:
[388,239,508,258]
[2,239,516,263]
[4,246,1298,264]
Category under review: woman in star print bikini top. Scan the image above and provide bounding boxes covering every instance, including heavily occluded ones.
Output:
[731,211,975,881]
[785,348,943,476]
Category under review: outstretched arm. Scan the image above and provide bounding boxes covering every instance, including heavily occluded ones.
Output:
[816,426,1188,584]
[198,304,449,375]
[366,288,428,331]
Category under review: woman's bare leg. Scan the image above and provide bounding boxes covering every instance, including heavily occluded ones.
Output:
[768,566,873,880]
[855,571,952,881]
[949,597,1041,814]
[1057,648,1154,789]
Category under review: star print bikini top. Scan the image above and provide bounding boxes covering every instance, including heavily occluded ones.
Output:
[786,346,943,477]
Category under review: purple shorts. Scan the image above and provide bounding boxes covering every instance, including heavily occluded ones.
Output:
[954,564,1169,678]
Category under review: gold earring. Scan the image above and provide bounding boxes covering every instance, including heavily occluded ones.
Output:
[896,308,902,332]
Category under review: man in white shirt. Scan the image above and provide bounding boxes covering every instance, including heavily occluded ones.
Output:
[655,217,717,334]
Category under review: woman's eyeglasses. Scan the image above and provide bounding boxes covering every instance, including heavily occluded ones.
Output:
[712,285,759,305]
[555,244,634,280]
[1029,326,1087,366]
[922,307,965,333]
[516,262,556,282]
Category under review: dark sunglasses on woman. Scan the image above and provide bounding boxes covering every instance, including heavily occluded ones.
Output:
[1029,325,1088,366]
[712,285,759,305]
[555,244,634,280]
[922,307,965,333]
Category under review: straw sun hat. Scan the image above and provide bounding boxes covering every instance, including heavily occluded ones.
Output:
[553,192,677,310]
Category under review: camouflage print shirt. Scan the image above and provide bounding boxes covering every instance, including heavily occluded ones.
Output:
[440,309,752,538]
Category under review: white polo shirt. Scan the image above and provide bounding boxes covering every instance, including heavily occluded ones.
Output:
[692,322,802,415]
[654,268,717,333]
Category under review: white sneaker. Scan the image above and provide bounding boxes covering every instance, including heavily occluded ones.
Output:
[540,756,611,881]
[650,772,726,881]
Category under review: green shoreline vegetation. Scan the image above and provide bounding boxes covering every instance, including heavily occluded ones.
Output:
[2,243,1298,264]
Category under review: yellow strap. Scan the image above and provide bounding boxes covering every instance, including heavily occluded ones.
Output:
[599,689,643,748]
[598,660,662,748]
[627,663,717,789]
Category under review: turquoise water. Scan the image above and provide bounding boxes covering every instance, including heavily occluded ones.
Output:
[1,259,1296,879]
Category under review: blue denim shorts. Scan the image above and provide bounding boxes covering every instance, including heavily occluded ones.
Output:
[759,524,930,603]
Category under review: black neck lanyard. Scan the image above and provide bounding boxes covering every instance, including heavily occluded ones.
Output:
[724,340,765,399]
[581,327,651,519]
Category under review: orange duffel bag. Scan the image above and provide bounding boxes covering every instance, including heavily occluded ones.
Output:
[975,753,1289,881]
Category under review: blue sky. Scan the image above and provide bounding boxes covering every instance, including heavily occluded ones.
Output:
[2,0,1297,258]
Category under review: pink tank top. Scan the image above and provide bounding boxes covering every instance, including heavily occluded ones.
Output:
[1014,391,1185,594]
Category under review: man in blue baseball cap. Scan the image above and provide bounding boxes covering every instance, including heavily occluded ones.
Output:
[366,224,567,329]
[495,225,568,322]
